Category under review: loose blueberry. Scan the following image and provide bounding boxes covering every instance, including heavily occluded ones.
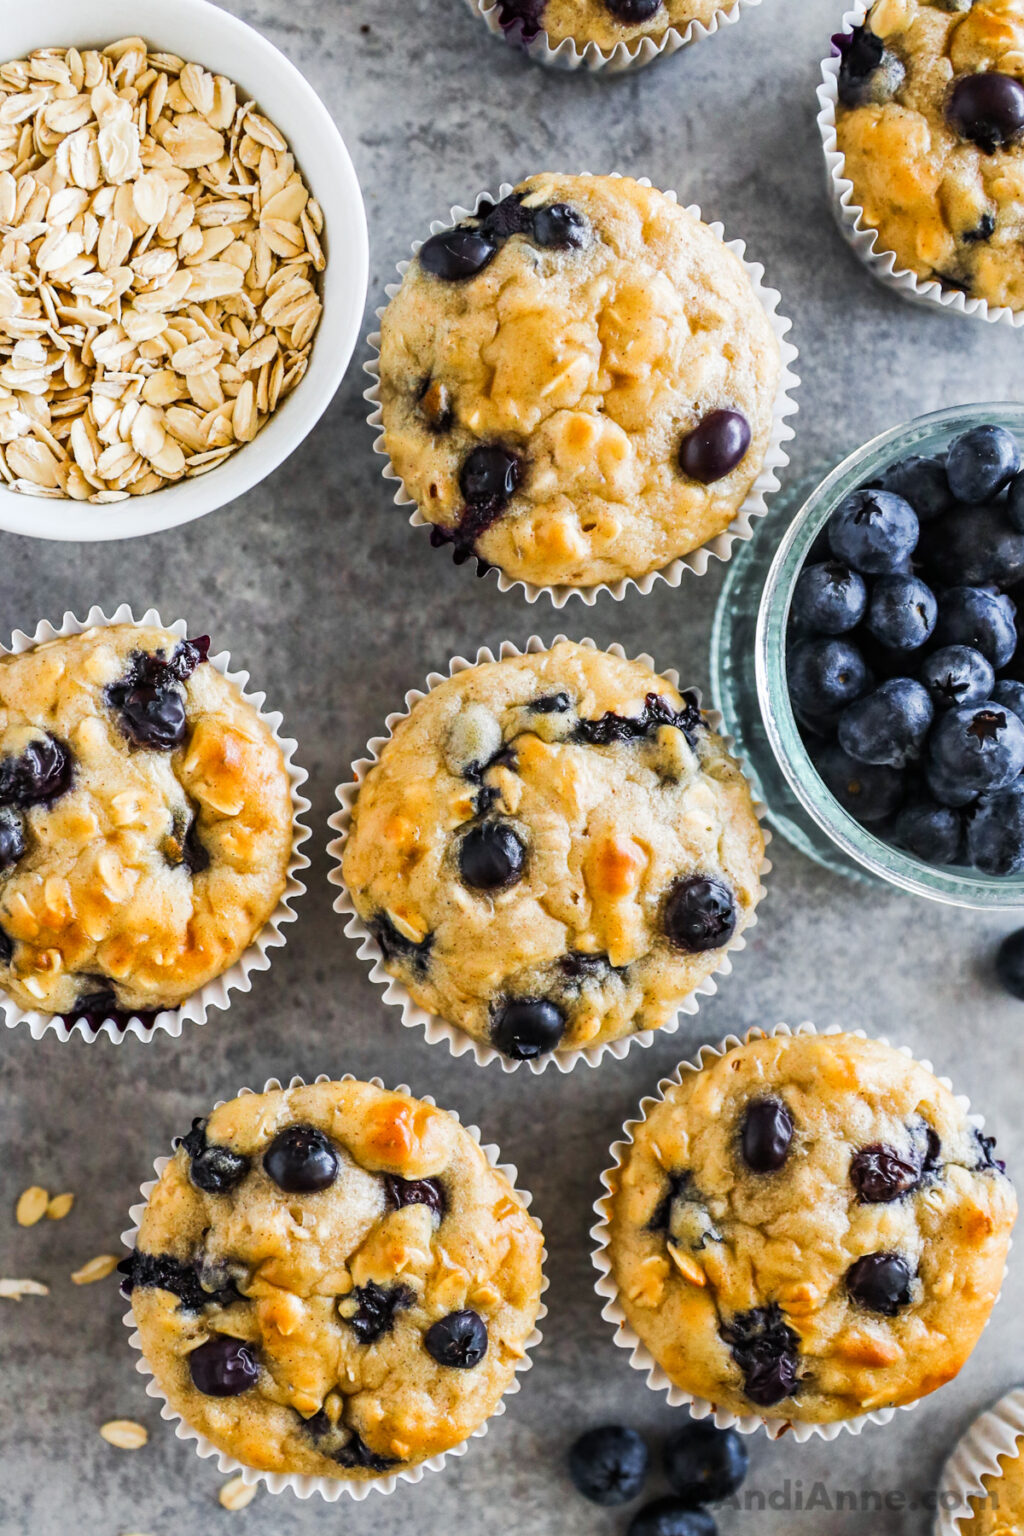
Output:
[946,425,1022,501]
[966,781,1024,875]
[629,1501,717,1536]
[788,637,872,721]
[263,1125,339,1193]
[663,1421,749,1507]
[178,1118,250,1195]
[345,1281,415,1343]
[678,410,751,484]
[740,1099,794,1173]
[385,1175,446,1218]
[0,734,73,808]
[837,25,906,108]
[115,684,187,750]
[605,0,663,21]
[933,587,1018,669]
[458,821,526,891]
[568,1425,650,1507]
[460,444,521,508]
[928,703,1024,804]
[424,1308,488,1368]
[923,506,1024,590]
[879,454,953,522]
[850,1143,921,1202]
[0,807,25,869]
[189,1335,258,1396]
[791,561,867,635]
[829,488,919,574]
[920,646,995,710]
[892,799,962,864]
[846,1252,914,1316]
[492,997,565,1059]
[948,73,1024,154]
[532,203,589,249]
[814,743,905,823]
[866,574,937,651]
[719,1304,800,1407]
[419,226,498,281]
[996,927,1024,1000]
[837,679,933,768]
[663,876,737,953]
[993,679,1024,726]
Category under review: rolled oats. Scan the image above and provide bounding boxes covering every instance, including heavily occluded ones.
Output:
[218,1476,257,1511]
[15,1185,49,1226]
[0,1277,49,1299]
[71,1253,119,1285]
[0,39,324,507]
[100,1419,149,1449]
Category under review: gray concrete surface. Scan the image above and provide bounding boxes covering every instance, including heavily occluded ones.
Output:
[2,0,1024,1531]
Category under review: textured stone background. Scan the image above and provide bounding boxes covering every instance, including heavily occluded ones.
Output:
[2,1,1023,1532]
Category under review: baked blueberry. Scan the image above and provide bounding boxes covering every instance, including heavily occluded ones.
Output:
[993,679,1024,726]
[966,782,1024,875]
[891,799,962,864]
[0,808,25,869]
[369,912,433,975]
[189,1335,258,1396]
[947,73,1024,154]
[460,444,522,509]
[923,507,1024,590]
[846,1252,913,1316]
[629,1501,717,1536]
[828,488,919,574]
[663,1421,748,1507]
[837,25,906,108]
[791,561,867,635]
[419,226,498,281]
[116,684,186,750]
[663,876,737,953]
[740,1098,794,1173]
[605,0,663,21]
[850,1143,921,1202]
[263,1125,339,1193]
[492,997,565,1059]
[788,637,872,721]
[304,1415,398,1473]
[837,679,933,768]
[532,203,589,250]
[974,1129,1007,1174]
[344,1281,415,1344]
[919,646,995,710]
[814,743,905,823]
[719,1303,800,1407]
[118,1249,241,1312]
[866,574,937,651]
[946,425,1022,501]
[927,703,1024,803]
[568,1424,650,1506]
[458,821,526,890]
[385,1174,446,1218]
[179,1118,250,1195]
[678,410,751,484]
[933,587,1018,669]
[996,927,1024,1000]
[879,454,952,522]
[424,1308,488,1368]
[496,0,547,37]
[0,734,73,808]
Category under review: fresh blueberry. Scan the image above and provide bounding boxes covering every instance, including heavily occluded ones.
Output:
[385,1175,446,1218]
[836,24,906,108]
[947,73,1024,154]
[678,410,751,484]
[837,679,933,768]
[568,1425,650,1506]
[189,1335,258,1396]
[424,1309,488,1368]
[1008,470,1024,533]
[663,876,737,953]
[879,454,953,522]
[919,646,995,710]
[740,1099,794,1173]
[0,734,73,808]
[788,637,872,720]
[922,506,1024,589]
[0,808,25,869]
[492,998,565,1059]
[814,743,905,823]
[928,702,1024,803]
[344,1281,415,1343]
[719,1304,800,1407]
[966,782,1024,875]
[263,1125,339,1193]
[846,1252,914,1316]
[419,226,498,281]
[605,0,663,21]
[993,679,1024,726]
[850,1144,922,1202]
[828,488,919,574]
[933,587,1018,669]
[532,203,589,249]
[891,799,962,865]
[115,684,187,749]
[629,1500,717,1536]
[663,1422,748,1507]
[866,574,937,651]
[458,821,525,890]
[791,561,867,635]
[460,444,521,507]
[178,1118,250,1195]
[996,927,1024,1000]
[946,425,1022,501]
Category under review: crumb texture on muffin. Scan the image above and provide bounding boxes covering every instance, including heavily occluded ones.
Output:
[607,1032,1016,1422]
[961,1438,1024,1534]
[501,0,732,51]
[835,0,1024,308]
[378,173,781,588]
[341,641,765,1058]
[125,1080,545,1479]
[0,623,293,1016]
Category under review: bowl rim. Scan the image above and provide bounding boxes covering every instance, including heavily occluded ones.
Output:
[755,400,1024,910]
[0,0,369,541]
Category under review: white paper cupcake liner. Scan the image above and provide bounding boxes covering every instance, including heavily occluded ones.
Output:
[326,633,772,1074]
[120,1073,548,1502]
[934,1388,1024,1533]
[0,603,310,1043]
[461,0,760,73]
[591,1021,1010,1443]
[364,175,799,606]
[817,6,1024,328]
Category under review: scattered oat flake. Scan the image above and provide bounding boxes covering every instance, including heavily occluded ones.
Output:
[72,1253,119,1285]
[46,1192,74,1220]
[100,1419,148,1449]
[218,1476,257,1510]
[15,1186,49,1226]
[0,1277,49,1299]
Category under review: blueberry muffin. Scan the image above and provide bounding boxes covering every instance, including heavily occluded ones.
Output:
[0,624,293,1022]
[960,1436,1024,1534]
[605,1032,1015,1423]
[340,641,765,1061]
[377,174,782,589]
[835,0,1024,308]
[121,1079,545,1480]
[494,0,735,52]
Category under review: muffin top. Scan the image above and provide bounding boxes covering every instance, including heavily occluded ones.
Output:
[340,641,765,1061]
[607,1032,1015,1423]
[0,624,293,1020]
[961,1438,1024,1534]
[497,0,732,51]
[834,0,1024,309]
[377,173,781,589]
[122,1080,545,1480]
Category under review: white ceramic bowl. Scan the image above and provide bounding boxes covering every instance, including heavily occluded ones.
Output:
[0,0,369,541]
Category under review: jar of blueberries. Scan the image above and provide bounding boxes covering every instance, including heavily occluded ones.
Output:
[711,402,1024,907]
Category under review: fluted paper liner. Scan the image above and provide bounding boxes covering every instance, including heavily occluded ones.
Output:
[120,1072,548,1501]
[934,1388,1024,1534]
[0,604,310,1043]
[327,634,772,1073]
[365,175,799,606]
[591,1022,1009,1442]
